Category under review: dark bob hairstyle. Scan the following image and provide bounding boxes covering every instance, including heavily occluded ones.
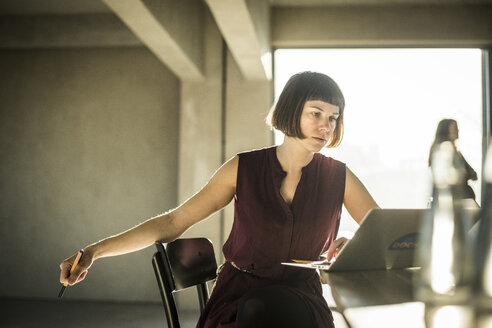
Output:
[267,71,345,148]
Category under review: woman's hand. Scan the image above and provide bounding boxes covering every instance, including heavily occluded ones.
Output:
[59,247,95,286]
[325,237,348,262]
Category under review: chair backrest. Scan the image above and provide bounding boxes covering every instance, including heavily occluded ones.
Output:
[152,238,218,328]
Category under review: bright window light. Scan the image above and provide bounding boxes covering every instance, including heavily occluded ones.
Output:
[274,48,483,235]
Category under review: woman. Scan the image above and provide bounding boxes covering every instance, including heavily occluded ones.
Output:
[428,118,477,200]
[60,71,378,328]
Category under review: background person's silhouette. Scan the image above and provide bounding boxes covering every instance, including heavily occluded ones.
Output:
[428,118,477,200]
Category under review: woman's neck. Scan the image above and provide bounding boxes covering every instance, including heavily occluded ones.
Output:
[276,138,314,172]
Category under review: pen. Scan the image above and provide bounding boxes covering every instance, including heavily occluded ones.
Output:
[58,250,84,298]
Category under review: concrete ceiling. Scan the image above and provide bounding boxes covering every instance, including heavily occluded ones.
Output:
[0,0,274,81]
[1,0,492,14]
[1,0,491,82]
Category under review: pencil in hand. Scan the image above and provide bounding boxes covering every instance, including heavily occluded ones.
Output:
[58,250,84,298]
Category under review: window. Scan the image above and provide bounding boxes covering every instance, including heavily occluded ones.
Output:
[274,48,483,236]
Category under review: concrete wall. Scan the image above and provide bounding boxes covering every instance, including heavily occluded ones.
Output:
[0,47,179,302]
[0,7,273,306]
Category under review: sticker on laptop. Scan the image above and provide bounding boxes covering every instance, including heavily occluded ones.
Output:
[388,232,418,250]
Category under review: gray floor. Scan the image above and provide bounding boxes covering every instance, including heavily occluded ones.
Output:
[0,298,198,328]
[1,297,348,328]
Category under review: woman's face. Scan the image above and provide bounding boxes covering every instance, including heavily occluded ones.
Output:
[298,100,340,152]
[449,122,459,141]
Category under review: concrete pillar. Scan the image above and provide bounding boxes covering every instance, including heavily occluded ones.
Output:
[178,12,223,250]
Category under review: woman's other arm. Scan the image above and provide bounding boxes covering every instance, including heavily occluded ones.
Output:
[325,166,379,261]
[60,155,238,286]
[343,166,379,225]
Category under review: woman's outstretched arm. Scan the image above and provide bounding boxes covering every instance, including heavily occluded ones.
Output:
[60,155,238,286]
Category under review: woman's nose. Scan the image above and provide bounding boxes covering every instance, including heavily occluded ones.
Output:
[319,118,331,132]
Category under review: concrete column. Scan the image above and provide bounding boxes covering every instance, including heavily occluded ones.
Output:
[174,9,224,313]
[178,12,223,250]
[177,11,272,259]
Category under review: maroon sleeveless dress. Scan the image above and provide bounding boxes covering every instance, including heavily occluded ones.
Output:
[197,146,346,328]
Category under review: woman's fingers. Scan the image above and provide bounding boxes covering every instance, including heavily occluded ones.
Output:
[59,251,93,286]
[59,260,72,284]
[326,242,337,261]
[59,252,79,284]
[327,237,349,261]
[334,237,348,250]
[79,270,88,282]
[67,256,92,285]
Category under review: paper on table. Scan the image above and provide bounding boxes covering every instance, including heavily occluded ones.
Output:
[281,259,331,270]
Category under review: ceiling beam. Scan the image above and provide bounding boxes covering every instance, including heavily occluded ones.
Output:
[206,0,271,80]
[103,0,204,82]
[272,4,492,47]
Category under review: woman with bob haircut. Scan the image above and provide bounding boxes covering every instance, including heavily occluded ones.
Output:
[60,71,378,328]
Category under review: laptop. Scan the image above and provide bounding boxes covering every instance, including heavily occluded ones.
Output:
[282,208,425,272]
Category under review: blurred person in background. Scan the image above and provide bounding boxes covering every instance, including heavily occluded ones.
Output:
[428,118,477,200]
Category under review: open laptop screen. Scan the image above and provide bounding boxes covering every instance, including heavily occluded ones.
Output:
[327,208,425,272]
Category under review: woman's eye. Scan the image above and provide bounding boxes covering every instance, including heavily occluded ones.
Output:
[312,112,321,118]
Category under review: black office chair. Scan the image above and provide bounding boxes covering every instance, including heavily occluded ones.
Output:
[152,238,218,328]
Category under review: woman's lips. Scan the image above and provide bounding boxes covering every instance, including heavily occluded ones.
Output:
[313,137,326,144]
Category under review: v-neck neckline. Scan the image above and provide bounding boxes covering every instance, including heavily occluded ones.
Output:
[271,147,317,210]
[273,146,316,174]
